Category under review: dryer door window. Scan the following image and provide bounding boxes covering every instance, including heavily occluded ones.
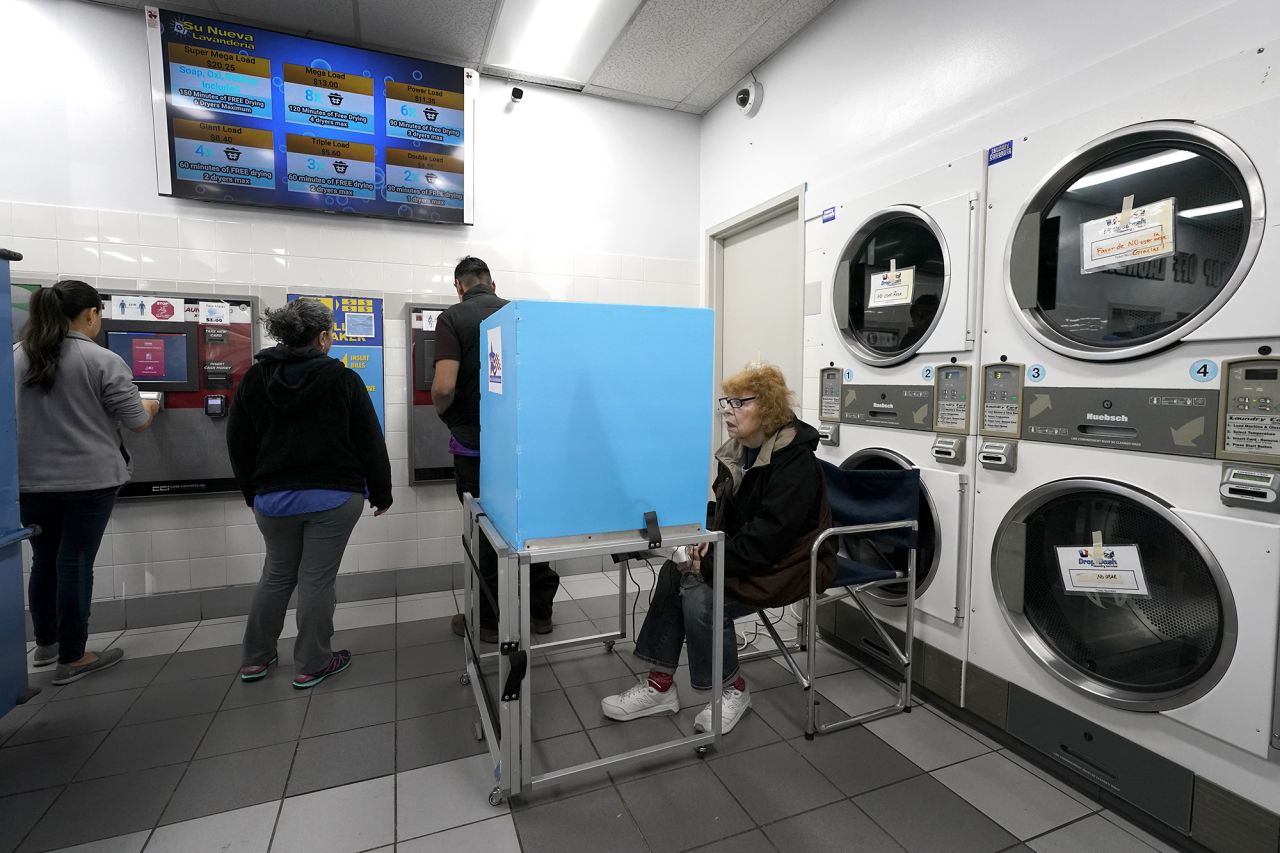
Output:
[835,208,948,366]
[840,449,939,603]
[1008,122,1264,360]
[992,480,1236,711]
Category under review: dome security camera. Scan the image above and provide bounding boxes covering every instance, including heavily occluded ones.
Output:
[511,86,524,103]
[735,81,761,117]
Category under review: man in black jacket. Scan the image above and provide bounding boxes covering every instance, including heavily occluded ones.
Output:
[433,256,559,642]
[228,298,392,688]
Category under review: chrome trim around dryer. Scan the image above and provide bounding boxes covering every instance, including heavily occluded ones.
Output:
[1003,120,1266,362]
[831,204,953,367]
[990,478,1239,711]
[840,447,941,603]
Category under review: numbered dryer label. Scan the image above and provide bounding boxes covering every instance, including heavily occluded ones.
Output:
[1055,545,1149,596]
[1190,359,1218,382]
[1027,364,1046,383]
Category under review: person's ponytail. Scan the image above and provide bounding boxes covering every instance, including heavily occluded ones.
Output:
[20,280,102,391]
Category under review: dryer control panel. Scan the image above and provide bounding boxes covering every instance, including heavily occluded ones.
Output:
[1218,358,1280,467]
[933,364,971,434]
[980,363,1022,438]
[819,367,842,422]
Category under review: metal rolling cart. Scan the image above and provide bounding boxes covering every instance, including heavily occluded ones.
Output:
[460,495,727,805]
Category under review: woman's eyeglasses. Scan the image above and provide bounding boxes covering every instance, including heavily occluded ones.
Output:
[717,396,757,410]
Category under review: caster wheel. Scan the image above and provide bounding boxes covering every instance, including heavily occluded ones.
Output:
[489,787,503,807]
[604,640,616,653]
[459,672,471,686]
[474,721,484,742]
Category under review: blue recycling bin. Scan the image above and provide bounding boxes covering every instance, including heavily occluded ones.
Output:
[480,301,714,549]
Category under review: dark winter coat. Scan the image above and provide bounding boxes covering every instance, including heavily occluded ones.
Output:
[226,345,392,509]
[705,417,837,607]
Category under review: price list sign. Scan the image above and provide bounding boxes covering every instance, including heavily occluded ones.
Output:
[286,135,376,200]
[146,6,473,223]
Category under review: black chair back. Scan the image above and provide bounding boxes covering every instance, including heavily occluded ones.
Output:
[818,460,921,550]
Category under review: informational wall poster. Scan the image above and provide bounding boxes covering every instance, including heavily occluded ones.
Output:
[288,294,385,431]
[1081,197,1176,274]
[145,6,474,224]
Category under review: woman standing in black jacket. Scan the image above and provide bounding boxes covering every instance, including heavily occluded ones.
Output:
[227,298,392,689]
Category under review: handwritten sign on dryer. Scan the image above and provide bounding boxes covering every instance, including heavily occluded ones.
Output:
[1081,197,1176,274]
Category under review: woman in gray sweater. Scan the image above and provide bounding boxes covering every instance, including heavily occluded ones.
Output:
[14,280,159,685]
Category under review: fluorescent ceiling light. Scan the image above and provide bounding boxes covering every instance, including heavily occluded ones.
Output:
[1067,150,1198,191]
[485,0,643,85]
[1178,199,1244,218]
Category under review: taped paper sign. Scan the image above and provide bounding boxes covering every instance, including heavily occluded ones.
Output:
[200,302,230,325]
[1055,543,1149,596]
[412,310,441,331]
[1081,196,1176,274]
[868,265,915,308]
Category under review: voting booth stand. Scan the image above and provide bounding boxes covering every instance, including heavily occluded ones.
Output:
[461,302,721,804]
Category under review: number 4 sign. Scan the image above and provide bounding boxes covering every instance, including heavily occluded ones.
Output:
[1190,359,1218,382]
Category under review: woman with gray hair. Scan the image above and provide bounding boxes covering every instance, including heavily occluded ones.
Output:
[227,298,392,688]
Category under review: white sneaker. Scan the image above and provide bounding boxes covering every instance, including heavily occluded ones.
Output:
[693,684,751,734]
[601,680,680,721]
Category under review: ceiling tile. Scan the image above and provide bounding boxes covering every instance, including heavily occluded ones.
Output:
[679,0,836,111]
[589,0,786,102]
[211,0,357,43]
[581,84,679,110]
[357,0,497,67]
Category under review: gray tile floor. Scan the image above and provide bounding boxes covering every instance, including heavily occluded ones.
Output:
[0,585,1189,853]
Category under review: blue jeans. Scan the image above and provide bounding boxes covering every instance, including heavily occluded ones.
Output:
[21,487,118,664]
[633,559,754,691]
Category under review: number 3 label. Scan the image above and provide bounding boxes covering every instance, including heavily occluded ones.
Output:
[1028,364,1046,383]
[1190,359,1218,382]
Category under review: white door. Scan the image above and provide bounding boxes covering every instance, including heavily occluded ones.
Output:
[720,210,802,424]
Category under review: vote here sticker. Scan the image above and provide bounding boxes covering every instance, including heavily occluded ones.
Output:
[283,64,375,135]
[384,148,464,210]
[285,134,376,200]
[173,120,275,190]
[385,82,464,146]
[167,43,272,119]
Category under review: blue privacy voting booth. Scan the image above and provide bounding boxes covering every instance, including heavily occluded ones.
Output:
[479,301,714,548]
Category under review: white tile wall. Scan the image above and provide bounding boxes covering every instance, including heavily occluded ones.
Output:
[4,199,702,602]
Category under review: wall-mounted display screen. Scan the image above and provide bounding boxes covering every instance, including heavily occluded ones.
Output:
[143,6,475,225]
[107,331,190,383]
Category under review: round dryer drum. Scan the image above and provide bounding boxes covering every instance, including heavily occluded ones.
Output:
[1006,121,1265,360]
[833,206,949,366]
[840,449,939,603]
[991,480,1238,711]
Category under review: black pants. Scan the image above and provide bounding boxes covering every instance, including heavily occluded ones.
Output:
[21,487,117,664]
[453,454,559,625]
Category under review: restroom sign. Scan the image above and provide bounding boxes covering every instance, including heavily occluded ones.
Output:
[868,266,915,308]
[1055,544,1149,596]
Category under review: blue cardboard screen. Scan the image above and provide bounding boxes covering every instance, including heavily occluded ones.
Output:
[480,302,714,549]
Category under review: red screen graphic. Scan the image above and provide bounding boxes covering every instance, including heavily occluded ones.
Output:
[131,338,166,377]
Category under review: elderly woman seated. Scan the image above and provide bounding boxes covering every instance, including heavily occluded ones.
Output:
[600,363,835,733]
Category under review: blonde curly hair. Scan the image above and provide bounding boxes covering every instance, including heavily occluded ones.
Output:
[722,361,795,436]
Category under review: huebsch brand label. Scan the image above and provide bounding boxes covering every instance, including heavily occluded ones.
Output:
[1021,386,1218,457]
[840,384,934,432]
